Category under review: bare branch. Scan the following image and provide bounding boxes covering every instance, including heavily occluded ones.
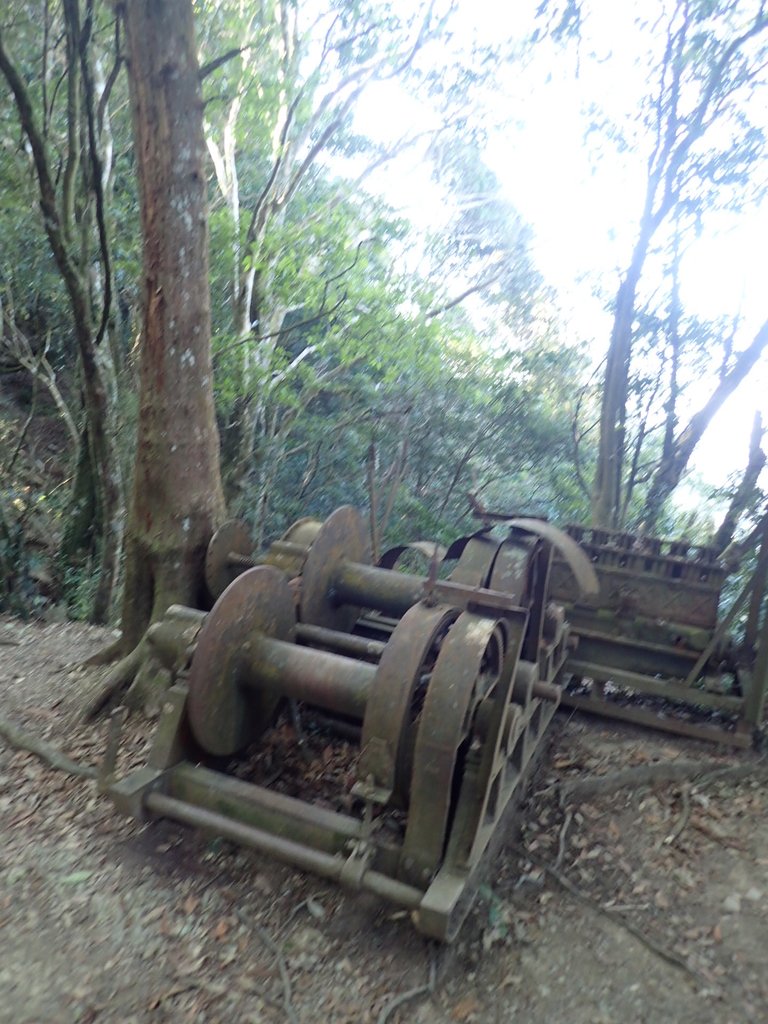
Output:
[426,262,508,320]
[199,46,246,80]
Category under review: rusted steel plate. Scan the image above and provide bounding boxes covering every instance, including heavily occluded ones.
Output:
[549,522,725,628]
[446,533,501,587]
[357,602,460,806]
[400,612,507,887]
[443,611,528,872]
[505,518,599,597]
[378,541,447,571]
[560,692,752,748]
[300,505,371,631]
[187,566,295,756]
[488,537,535,605]
[565,659,743,712]
[205,519,253,599]
[280,516,323,547]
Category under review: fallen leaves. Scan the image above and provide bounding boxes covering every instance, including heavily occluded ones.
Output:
[181,894,199,914]
[451,994,480,1021]
[211,916,231,941]
[60,870,93,886]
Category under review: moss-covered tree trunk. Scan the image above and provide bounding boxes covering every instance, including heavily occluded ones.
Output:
[118,0,225,650]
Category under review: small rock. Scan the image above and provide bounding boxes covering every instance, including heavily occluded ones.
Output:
[672,867,696,889]
[744,887,762,902]
[287,925,326,954]
[722,894,741,913]
[305,895,326,920]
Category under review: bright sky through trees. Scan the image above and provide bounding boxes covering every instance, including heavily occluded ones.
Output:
[355,0,768,493]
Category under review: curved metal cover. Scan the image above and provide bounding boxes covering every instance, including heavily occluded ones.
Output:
[506,518,599,597]
[378,541,447,571]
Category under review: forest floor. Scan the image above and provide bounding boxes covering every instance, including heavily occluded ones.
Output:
[1,614,767,1024]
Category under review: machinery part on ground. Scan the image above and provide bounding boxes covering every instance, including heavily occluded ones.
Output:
[204,516,323,600]
[377,541,446,571]
[106,508,569,942]
[204,520,254,601]
[187,566,298,756]
[550,522,724,628]
[105,503,765,943]
[548,522,765,747]
[205,508,598,635]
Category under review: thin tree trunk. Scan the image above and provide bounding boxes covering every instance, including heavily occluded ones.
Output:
[643,320,768,532]
[0,18,124,623]
[591,245,649,527]
[712,411,765,553]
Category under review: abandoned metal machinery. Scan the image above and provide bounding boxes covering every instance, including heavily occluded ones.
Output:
[106,507,597,941]
[548,523,768,747]
[106,505,768,937]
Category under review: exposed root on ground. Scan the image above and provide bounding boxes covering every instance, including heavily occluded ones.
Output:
[81,637,147,722]
[659,782,692,848]
[0,714,97,780]
[81,635,128,667]
[556,757,768,803]
[517,845,707,986]
[250,917,303,1024]
[377,947,439,1024]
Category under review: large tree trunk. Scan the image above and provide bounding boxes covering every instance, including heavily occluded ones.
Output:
[118,0,225,650]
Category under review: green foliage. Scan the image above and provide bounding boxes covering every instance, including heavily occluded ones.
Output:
[60,561,99,621]
[194,0,586,546]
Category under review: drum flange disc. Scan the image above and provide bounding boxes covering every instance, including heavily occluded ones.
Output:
[188,565,295,756]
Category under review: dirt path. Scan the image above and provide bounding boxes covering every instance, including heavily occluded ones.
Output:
[1,615,766,1023]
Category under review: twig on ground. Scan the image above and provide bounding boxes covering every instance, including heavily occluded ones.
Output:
[515,845,706,986]
[690,818,746,850]
[554,807,573,870]
[0,714,97,780]
[660,783,692,848]
[377,946,439,1024]
[250,920,299,1024]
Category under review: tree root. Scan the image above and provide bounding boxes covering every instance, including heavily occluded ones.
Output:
[81,638,147,722]
[81,635,128,667]
[556,757,768,803]
[377,948,438,1024]
[516,845,707,986]
[252,921,301,1024]
[659,783,692,849]
[690,817,746,850]
[0,714,97,780]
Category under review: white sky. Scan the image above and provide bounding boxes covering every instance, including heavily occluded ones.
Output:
[353,0,768,495]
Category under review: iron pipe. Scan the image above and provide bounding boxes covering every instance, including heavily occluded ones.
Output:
[246,636,375,720]
[295,622,387,660]
[332,561,425,618]
[145,792,424,909]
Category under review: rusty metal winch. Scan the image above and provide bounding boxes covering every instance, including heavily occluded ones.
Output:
[106,506,596,940]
